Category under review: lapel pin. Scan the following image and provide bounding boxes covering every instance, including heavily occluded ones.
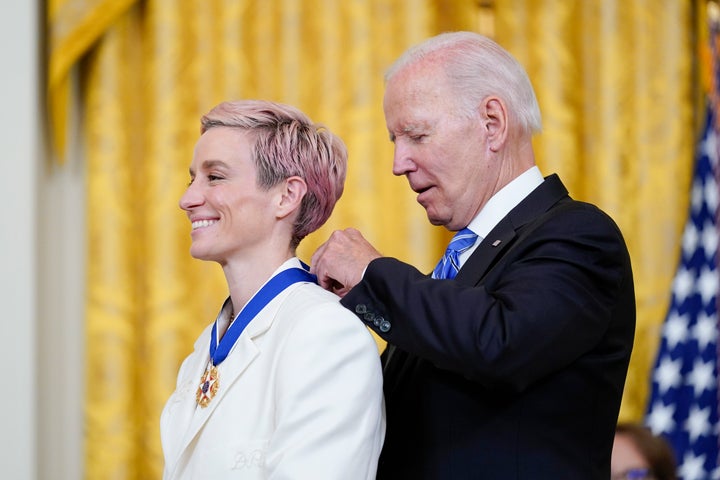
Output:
[492,240,501,247]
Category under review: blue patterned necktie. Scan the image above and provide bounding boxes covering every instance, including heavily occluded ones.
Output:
[432,228,479,280]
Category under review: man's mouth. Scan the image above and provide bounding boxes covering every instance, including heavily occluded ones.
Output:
[415,185,433,202]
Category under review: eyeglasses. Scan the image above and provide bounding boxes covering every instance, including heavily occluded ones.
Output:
[611,468,654,480]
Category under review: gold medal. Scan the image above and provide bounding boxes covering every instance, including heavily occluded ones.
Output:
[196,364,219,408]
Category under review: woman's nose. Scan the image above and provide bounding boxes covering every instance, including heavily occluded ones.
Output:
[179,182,203,211]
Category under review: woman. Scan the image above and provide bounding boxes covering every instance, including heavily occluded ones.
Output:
[161,100,385,479]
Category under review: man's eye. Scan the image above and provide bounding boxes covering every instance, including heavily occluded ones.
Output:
[411,135,427,142]
[208,174,222,182]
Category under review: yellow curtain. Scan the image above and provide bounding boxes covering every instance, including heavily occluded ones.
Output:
[46,0,699,477]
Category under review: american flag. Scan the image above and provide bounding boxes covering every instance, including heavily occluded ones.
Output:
[644,100,720,478]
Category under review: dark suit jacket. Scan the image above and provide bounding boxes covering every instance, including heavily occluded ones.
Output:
[342,175,635,479]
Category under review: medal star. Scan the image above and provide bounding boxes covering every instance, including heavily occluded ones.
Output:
[196,365,220,408]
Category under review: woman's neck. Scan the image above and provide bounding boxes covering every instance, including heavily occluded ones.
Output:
[222,249,295,316]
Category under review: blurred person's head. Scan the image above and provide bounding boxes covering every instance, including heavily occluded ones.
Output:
[611,423,677,480]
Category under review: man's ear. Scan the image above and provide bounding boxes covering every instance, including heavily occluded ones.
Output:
[277,176,307,219]
[482,96,508,152]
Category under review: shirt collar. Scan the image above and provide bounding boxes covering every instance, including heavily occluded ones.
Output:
[467,166,544,239]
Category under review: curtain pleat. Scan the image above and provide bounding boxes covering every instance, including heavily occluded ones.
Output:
[46,0,699,477]
[48,0,138,161]
[84,9,146,477]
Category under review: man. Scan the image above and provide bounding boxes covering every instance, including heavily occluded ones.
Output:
[311,32,635,479]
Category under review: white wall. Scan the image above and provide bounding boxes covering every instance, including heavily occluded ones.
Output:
[36,83,85,480]
[0,2,84,479]
[0,2,39,478]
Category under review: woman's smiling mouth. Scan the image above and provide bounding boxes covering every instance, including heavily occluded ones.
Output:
[191,219,218,230]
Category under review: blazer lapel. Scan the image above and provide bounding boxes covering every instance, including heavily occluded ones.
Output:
[180,336,260,439]
[455,174,570,285]
[162,331,212,480]
[456,221,516,285]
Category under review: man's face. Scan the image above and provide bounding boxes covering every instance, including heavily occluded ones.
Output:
[383,62,496,231]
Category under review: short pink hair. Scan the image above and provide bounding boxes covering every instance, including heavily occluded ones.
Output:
[201,100,347,248]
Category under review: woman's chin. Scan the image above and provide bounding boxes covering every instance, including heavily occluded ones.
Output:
[189,246,216,262]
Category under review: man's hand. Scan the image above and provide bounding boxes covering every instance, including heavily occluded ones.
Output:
[310,228,382,297]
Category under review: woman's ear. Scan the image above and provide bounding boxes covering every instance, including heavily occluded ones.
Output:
[482,96,508,152]
[276,176,307,219]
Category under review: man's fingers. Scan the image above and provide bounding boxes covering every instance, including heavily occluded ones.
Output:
[329,279,349,297]
[310,228,374,295]
[309,242,326,275]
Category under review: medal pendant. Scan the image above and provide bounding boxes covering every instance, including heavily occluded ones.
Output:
[196,364,219,408]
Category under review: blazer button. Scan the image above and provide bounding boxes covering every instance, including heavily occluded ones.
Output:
[355,304,368,315]
[364,312,375,322]
[379,320,391,332]
[373,316,383,327]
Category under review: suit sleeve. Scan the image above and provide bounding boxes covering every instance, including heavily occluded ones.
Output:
[342,204,635,392]
[264,292,385,480]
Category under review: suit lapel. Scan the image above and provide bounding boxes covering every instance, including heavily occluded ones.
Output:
[455,174,569,285]
[456,220,516,285]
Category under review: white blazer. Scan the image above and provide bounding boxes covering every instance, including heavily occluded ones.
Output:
[161,258,385,479]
